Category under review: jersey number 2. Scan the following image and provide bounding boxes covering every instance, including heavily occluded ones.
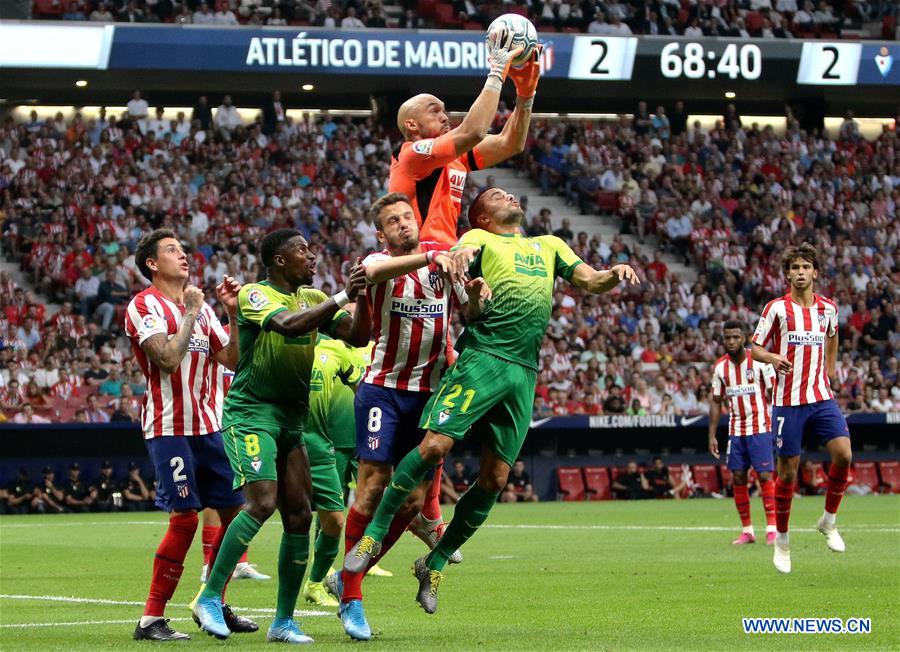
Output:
[170,457,187,482]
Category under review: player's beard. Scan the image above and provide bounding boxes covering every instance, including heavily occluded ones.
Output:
[388,232,419,255]
[499,206,525,226]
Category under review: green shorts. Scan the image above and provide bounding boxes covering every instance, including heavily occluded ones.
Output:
[305,430,358,512]
[222,421,303,490]
[420,348,537,466]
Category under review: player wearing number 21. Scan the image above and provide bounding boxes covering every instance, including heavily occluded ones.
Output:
[345,187,639,617]
[751,243,852,574]
[125,229,256,641]
[193,229,372,643]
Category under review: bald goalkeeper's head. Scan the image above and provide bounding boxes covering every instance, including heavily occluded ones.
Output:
[397,94,451,140]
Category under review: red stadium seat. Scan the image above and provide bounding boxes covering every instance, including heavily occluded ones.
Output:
[883,16,897,40]
[745,12,764,34]
[434,4,461,28]
[691,464,721,494]
[583,467,611,500]
[33,0,64,17]
[595,191,620,213]
[851,462,881,493]
[416,0,437,19]
[877,461,900,494]
[557,467,585,501]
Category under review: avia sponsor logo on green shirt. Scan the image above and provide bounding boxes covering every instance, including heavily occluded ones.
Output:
[310,367,325,392]
[514,252,548,277]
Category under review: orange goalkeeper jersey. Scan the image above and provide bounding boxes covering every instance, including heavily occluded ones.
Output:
[388,133,484,245]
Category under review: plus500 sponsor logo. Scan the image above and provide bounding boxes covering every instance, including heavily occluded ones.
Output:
[787,331,825,346]
[726,384,758,397]
[390,300,445,318]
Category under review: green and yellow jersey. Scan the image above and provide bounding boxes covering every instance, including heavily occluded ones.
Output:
[223,281,348,428]
[453,230,582,371]
[307,335,370,449]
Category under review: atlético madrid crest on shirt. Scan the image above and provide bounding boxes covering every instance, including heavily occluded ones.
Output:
[428,270,444,294]
[176,483,190,498]
[368,435,380,451]
[818,312,827,328]
[746,368,755,382]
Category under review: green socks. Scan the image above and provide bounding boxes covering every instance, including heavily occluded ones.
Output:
[201,510,261,599]
[275,532,310,621]
[427,483,498,572]
[309,530,340,583]
[365,448,433,541]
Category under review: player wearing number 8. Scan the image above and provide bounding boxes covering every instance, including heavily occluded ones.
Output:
[344,187,639,618]
[331,193,480,641]
[192,229,371,643]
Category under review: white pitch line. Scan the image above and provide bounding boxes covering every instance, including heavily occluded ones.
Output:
[485,524,900,533]
[0,594,330,618]
[0,618,193,629]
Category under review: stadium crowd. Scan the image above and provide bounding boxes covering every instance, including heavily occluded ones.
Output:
[0,92,897,427]
[28,0,897,39]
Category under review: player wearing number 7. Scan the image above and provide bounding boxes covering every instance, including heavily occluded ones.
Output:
[344,187,639,615]
[751,243,852,574]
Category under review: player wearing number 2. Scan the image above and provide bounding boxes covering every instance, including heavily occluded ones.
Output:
[125,229,257,641]
[344,187,639,616]
[751,243,852,574]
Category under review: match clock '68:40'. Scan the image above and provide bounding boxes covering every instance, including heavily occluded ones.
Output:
[659,42,762,81]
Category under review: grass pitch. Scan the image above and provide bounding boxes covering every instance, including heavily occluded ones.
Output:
[1,496,898,651]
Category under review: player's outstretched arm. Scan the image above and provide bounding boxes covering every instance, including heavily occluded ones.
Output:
[447,39,523,157]
[571,263,640,295]
[476,49,541,168]
[708,396,723,459]
[333,290,373,348]
[364,250,466,286]
[268,265,368,339]
[141,285,204,375]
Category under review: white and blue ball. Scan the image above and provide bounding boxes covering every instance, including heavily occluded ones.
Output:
[487,13,539,68]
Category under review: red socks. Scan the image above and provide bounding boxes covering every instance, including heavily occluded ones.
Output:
[341,507,371,603]
[144,511,198,617]
[774,476,794,534]
[421,464,443,522]
[760,479,776,528]
[733,485,752,527]
[201,525,217,566]
[825,464,849,515]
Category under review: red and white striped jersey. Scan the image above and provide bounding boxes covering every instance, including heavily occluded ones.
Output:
[752,293,837,407]
[711,352,775,436]
[207,361,234,420]
[125,286,229,439]
[363,242,465,393]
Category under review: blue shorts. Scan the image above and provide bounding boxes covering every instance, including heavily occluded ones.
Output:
[355,383,432,467]
[772,400,850,458]
[146,433,245,512]
[726,433,775,472]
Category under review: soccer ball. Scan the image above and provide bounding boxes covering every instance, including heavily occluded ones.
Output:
[487,13,539,68]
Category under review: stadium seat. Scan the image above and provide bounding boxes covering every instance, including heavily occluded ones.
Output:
[745,12,764,34]
[583,466,612,501]
[852,462,881,493]
[557,467,586,501]
[877,461,900,494]
[416,0,437,19]
[883,16,896,40]
[691,464,721,495]
[595,191,620,213]
[433,3,460,27]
